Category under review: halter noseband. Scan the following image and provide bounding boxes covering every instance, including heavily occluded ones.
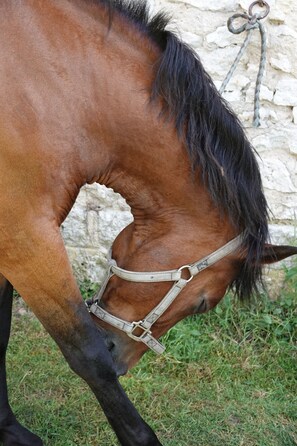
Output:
[88,234,243,355]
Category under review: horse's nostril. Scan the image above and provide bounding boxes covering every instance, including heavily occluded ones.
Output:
[108,342,115,352]
[105,337,115,352]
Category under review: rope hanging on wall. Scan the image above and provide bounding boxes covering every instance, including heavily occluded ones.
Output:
[219,1,270,127]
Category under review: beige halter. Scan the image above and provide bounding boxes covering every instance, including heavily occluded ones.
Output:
[88,234,243,354]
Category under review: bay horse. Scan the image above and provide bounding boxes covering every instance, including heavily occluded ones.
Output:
[0,0,296,445]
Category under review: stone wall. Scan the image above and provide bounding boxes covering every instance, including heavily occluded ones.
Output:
[61,0,297,282]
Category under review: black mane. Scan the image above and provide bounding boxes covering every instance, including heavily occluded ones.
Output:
[88,0,269,299]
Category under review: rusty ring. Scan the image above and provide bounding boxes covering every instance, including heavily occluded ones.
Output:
[248,1,270,20]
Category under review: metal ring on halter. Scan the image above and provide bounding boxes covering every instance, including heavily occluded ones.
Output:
[248,1,270,20]
[178,265,194,282]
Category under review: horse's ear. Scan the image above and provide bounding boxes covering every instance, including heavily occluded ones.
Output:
[260,244,297,264]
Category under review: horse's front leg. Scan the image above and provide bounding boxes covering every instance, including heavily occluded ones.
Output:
[0,275,43,446]
[1,224,162,446]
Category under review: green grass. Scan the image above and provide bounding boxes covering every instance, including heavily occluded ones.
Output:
[5,263,297,446]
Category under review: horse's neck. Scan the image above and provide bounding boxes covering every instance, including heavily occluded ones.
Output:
[59,4,200,219]
[70,5,218,230]
[12,1,221,231]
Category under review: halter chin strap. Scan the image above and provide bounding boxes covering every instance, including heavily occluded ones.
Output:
[88,234,243,355]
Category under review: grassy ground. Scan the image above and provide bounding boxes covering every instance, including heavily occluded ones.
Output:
[5,262,297,446]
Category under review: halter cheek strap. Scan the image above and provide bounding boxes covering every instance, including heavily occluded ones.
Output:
[88,234,243,355]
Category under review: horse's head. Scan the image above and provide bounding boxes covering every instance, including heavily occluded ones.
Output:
[79,0,297,375]
[89,219,297,376]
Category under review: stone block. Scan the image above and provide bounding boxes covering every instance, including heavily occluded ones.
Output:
[274,78,297,106]
[239,0,276,10]
[274,25,297,39]
[181,0,237,12]
[206,25,236,48]
[270,55,292,74]
[269,224,297,245]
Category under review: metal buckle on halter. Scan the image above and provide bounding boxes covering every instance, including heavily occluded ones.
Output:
[178,265,194,282]
[85,298,95,310]
[128,321,152,342]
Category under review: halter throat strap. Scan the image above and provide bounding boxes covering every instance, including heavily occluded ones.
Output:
[88,234,243,355]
